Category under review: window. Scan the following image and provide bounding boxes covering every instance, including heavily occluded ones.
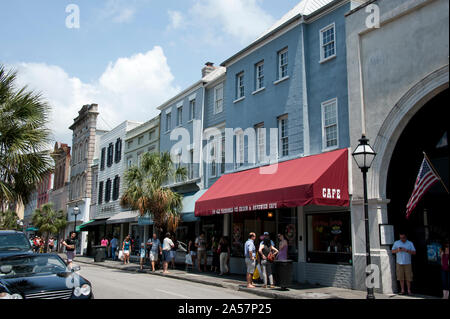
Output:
[127,157,133,168]
[107,143,114,167]
[236,73,245,99]
[166,112,172,132]
[307,212,351,265]
[210,137,217,178]
[320,24,336,61]
[112,175,120,201]
[100,148,106,171]
[188,149,194,180]
[235,130,244,169]
[148,145,156,153]
[105,179,111,203]
[98,181,103,204]
[137,136,143,145]
[127,140,133,149]
[149,130,155,141]
[214,84,223,114]
[322,99,338,149]
[278,116,289,157]
[220,131,225,175]
[137,152,143,167]
[255,123,265,163]
[177,105,183,126]
[115,138,122,163]
[278,48,288,79]
[255,61,265,90]
[189,99,196,120]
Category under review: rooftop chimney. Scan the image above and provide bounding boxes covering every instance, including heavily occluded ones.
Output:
[202,62,216,78]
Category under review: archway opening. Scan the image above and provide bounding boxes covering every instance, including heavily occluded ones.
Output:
[387,88,449,297]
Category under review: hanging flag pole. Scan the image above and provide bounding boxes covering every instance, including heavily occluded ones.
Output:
[405,153,446,219]
[423,152,449,194]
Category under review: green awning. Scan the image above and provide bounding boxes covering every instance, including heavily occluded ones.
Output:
[78,220,95,231]
[26,227,38,231]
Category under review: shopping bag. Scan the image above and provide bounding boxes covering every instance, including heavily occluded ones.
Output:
[252,265,260,280]
[118,250,124,261]
[185,253,193,265]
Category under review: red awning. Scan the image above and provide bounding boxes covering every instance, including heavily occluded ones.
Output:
[195,149,349,217]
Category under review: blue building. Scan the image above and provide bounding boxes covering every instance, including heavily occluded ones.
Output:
[196,0,360,288]
[157,63,226,243]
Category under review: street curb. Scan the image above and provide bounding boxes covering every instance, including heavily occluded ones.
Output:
[74,259,301,299]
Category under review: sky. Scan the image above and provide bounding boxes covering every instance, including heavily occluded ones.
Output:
[0,0,301,145]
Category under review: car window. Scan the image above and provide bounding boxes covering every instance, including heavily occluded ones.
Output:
[0,255,68,278]
[0,233,31,251]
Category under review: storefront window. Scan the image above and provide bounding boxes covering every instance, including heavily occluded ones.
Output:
[230,208,297,261]
[307,212,352,265]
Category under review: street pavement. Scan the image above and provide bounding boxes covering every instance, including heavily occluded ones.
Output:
[70,255,435,299]
[79,263,267,299]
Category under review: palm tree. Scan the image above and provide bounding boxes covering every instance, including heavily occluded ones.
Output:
[0,65,53,212]
[0,210,21,230]
[120,152,187,234]
[32,203,67,252]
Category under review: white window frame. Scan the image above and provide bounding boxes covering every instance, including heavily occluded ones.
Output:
[214,84,224,114]
[235,130,244,169]
[255,61,265,91]
[321,98,339,151]
[278,48,289,80]
[210,137,217,178]
[177,104,183,126]
[278,115,289,158]
[255,123,266,164]
[189,99,196,121]
[166,112,172,132]
[236,72,245,100]
[320,23,336,63]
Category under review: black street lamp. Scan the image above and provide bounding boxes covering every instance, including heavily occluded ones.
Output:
[73,205,80,234]
[352,134,377,300]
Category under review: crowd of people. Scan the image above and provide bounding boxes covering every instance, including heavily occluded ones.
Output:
[92,230,290,288]
[29,235,58,253]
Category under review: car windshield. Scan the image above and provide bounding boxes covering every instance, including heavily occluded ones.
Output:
[0,255,69,279]
[0,233,31,251]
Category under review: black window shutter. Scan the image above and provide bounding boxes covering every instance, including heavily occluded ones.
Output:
[100,148,106,170]
[98,181,103,204]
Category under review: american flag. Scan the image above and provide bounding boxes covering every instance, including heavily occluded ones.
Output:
[406,156,439,219]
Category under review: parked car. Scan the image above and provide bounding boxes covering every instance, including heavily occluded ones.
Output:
[0,231,32,257]
[0,252,93,299]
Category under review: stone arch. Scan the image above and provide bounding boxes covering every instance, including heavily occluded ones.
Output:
[369,65,449,200]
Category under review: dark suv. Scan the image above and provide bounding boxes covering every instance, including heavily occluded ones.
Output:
[0,231,32,256]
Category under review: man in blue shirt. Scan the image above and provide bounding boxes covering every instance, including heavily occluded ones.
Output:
[110,236,118,261]
[244,232,257,288]
[392,232,416,295]
[147,233,162,272]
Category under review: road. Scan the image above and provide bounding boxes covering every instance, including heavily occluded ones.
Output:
[78,263,266,299]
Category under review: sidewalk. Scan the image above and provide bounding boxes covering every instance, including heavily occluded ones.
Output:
[67,254,435,300]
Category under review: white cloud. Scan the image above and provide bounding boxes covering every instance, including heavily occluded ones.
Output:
[167,10,184,30]
[102,0,136,23]
[11,47,180,145]
[170,0,276,45]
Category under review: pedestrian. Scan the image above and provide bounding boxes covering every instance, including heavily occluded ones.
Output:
[147,233,161,272]
[39,237,45,253]
[110,236,118,261]
[259,232,275,251]
[101,236,109,259]
[210,236,220,273]
[440,242,449,299]
[32,236,40,253]
[187,237,197,271]
[244,232,257,288]
[392,232,416,295]
[122,235,131,265]
[162,232,175,274]
[170,234,177,270]
[259,237,279,288]
[139,243,146,271]
[48,237,55,253]
[62,232,77,269]
[195,232,207,272]
[277,233,288,261]
[218,236,230,276]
